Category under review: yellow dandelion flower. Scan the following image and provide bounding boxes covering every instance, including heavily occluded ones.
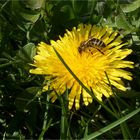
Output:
[30,24,134,110]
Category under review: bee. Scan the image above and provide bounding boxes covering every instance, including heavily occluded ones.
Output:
[78,37,106,54]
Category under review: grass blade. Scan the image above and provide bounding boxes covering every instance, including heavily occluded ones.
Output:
[81,107,140,140]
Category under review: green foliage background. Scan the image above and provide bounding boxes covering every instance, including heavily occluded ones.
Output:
[0,0,140,139]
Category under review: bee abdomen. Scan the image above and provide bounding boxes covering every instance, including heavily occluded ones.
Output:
[78,37,106,54]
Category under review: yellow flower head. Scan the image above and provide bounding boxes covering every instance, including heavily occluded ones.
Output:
[30,24,134,110]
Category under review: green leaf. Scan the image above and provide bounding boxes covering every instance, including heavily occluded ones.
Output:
[11,0,41,23]
[21,0,44,10]
[17,43,36,63]
[121,0,140,13]
[115,8,134,31]
[72,0,88,16]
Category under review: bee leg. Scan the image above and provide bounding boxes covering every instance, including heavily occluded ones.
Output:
[96,48,104,54]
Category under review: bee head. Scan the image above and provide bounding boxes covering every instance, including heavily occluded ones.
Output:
[78,41,86,53]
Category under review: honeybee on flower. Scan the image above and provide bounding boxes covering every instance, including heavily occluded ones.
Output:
[30,24,134,110]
